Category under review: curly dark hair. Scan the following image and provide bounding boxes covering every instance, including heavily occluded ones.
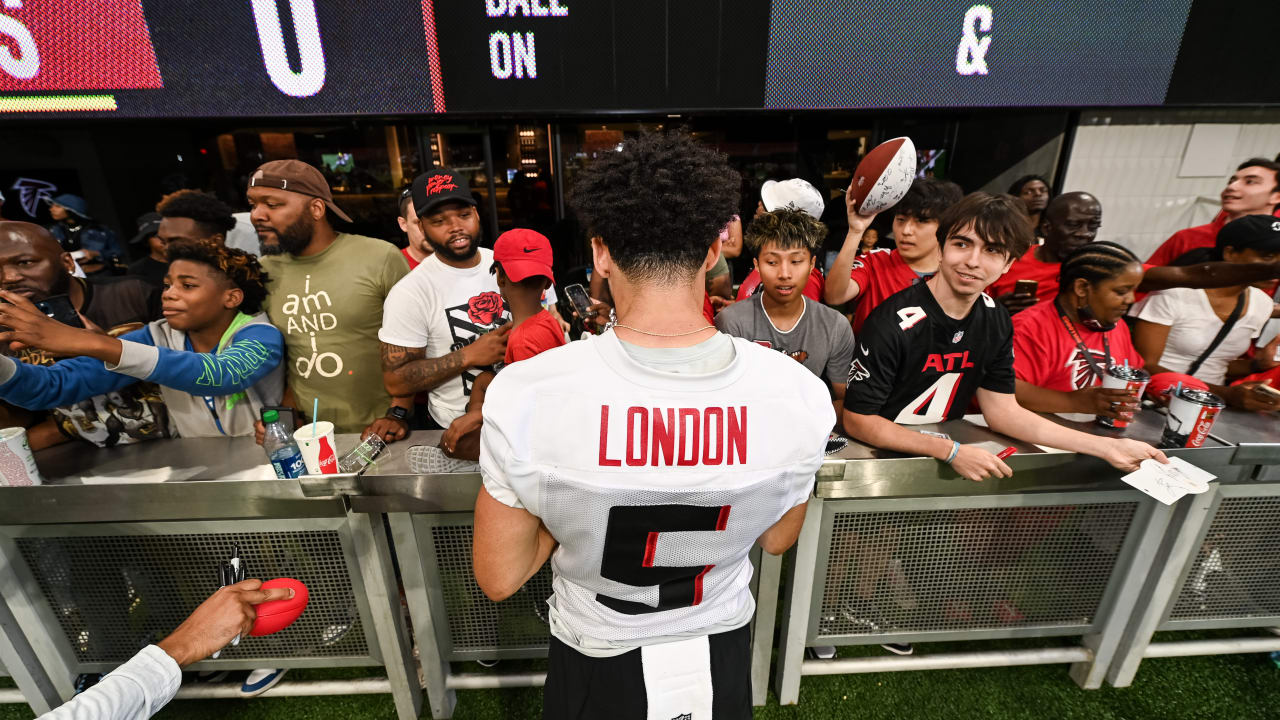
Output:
[745,209,827,256]
[568,131,740,283]
[936,192,1034,261]
[156,190,236,237]
[892,177,964,223]
[1008,174,1050,196]
[164,239,270,314]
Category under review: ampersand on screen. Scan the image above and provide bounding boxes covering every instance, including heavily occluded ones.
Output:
[955,4,992,76]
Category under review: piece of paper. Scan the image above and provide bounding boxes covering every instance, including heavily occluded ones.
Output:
[1121,457,1216,505]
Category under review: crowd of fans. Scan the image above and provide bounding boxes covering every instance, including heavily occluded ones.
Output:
[2,131,1279,714]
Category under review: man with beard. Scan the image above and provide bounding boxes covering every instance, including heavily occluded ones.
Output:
[248,160,409,437]
[379,170,511,434]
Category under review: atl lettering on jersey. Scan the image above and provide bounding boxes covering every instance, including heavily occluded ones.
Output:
[598,405,747,467]
[922,351,976,373]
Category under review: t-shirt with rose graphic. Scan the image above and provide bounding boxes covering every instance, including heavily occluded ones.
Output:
[379,247,512,425]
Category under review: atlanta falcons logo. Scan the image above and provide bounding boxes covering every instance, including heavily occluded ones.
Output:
[11,178,57,217]
[1067,348,1107,389]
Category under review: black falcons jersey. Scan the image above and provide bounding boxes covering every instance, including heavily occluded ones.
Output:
[844,281,1015,424]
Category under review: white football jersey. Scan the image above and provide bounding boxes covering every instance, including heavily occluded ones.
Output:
[480,330,834,656]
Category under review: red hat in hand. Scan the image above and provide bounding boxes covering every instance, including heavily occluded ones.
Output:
[1145,372,1209,403]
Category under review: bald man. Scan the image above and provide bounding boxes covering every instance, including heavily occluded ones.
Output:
[984,198,1280,314]
[0,221,161,449]
[0,222,156,330]
[991,192,1101,311]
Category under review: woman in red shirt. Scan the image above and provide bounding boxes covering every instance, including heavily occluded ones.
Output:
[1011,242,1145,421]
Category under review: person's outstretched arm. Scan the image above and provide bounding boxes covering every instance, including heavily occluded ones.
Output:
[823,185,878,305]
[977,388,1167,470]
[39,579,292,720]
[1140,260,1280,291]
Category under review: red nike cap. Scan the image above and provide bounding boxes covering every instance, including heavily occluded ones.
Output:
[493,228,554,284]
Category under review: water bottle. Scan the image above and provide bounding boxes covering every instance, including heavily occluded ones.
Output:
[262,409,306,479]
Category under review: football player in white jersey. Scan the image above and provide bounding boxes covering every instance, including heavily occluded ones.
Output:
[473,132,834,719]
[844,192,1168,482]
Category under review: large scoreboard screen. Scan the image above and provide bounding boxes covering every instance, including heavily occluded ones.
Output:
[0,0,1268,118]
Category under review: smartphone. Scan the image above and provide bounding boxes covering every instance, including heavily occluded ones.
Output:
[34,294,85,328]
[564,283,596,318]
[1014,279,1038,297]
[264,406,297,428]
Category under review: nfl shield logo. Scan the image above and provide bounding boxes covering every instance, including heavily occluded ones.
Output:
[952,330,964,343]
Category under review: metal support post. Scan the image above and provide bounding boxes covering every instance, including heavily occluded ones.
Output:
[347,512,423,720]
[750,548,782,706]
[774,495,823,705]
[388,512,456,719]
[1070,498,1175,689]
[1106,488,1219,687]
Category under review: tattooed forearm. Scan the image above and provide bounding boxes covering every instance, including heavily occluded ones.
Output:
[381,342,468,396]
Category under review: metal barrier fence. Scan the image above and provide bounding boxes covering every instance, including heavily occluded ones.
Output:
[771,412,1246,704]
[1109,464,1280,685]
[0,415,1276,717]
[0,438,422,719]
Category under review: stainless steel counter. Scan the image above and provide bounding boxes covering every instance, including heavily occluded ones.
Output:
[7,405,1264,522]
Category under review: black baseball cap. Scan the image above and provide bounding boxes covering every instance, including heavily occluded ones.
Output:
[411,170,476,218]
[1216,214,1280,254]
[129,212,162,246]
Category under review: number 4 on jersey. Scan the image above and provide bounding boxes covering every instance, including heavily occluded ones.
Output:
[893,372,962,424]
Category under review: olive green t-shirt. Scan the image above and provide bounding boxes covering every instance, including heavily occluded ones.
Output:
[260,234,410,433]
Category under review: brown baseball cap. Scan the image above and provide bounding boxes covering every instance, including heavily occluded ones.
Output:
[248,159,352,223]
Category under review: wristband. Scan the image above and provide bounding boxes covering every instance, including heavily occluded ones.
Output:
[944,441,960,464]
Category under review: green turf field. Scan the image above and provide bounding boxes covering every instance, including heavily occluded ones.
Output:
[4,637,1277,719]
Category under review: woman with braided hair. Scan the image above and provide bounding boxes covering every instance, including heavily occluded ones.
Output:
[0,240,284,438]
[1010,241,1147,421]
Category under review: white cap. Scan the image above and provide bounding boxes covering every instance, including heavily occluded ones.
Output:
[760,178,825,220]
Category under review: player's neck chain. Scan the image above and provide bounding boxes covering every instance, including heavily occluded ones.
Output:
[613,323,716,337]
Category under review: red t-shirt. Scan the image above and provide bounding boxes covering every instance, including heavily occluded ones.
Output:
[505,309,566,365]
[735,267,825,304]
[402,247,422,271]
[988,247,1061,303]
[1145,215,1229,267]
[848,248,929,333]
[1011,298,1143,392]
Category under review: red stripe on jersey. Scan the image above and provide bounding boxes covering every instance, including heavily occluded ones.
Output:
[716,505,731,531]
[642,531,659,567]
[692,564,715,605]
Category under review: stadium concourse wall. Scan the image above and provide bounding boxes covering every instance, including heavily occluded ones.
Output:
[1061,109,1280,260]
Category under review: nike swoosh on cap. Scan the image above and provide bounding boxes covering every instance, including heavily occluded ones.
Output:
[523,247,537,253]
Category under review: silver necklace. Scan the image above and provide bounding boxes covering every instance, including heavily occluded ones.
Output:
[613,323,716,337]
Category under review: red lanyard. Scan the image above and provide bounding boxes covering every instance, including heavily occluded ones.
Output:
[1054,299,1110,382]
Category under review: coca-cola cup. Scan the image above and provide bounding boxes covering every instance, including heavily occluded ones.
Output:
[294,421,338,475]
[0,427,42,486]
[1097,366,1151,429]
[1159,388,1225,449]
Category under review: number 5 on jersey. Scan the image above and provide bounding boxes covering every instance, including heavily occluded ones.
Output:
[596,504,730,614]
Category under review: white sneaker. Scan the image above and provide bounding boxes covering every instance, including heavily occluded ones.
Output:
[239,668,287,697]
[406,445,479,474]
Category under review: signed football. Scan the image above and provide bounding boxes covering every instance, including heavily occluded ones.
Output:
[850,136,917,215]
[250,578,309,637]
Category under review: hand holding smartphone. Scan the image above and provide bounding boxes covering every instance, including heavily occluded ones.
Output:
[564,283,595,319]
